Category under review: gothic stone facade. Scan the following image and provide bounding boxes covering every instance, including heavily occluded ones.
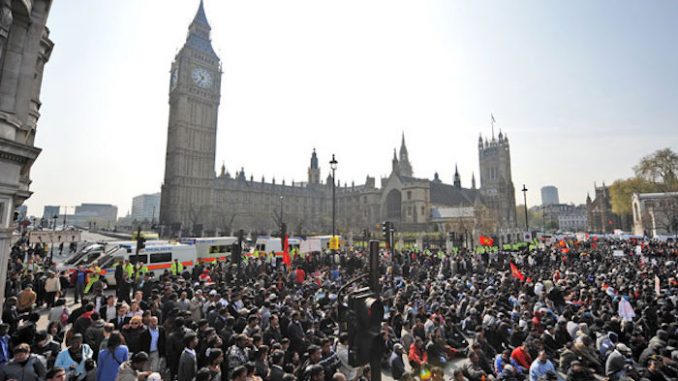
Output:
[0,0,54,304]
[161,3,519,241]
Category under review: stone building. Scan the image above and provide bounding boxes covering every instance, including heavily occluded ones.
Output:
[160,2,520,242]
[586,182,625,233]
[0,0,54,304]
[632,192,678,237]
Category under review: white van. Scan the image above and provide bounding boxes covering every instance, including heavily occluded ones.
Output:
[60,240,171,271]
[251,237,302,256]
[97,243,196,285]
[180,237,238,263]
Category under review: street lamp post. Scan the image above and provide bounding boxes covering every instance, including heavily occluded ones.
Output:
[329,154,338,237]
[50,214,57,262]
[521,184,529,232]
[279,196,284,232]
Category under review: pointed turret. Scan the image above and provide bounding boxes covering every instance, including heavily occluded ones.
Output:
[398,132,413,176]
[189,0,211,36]
[310,148,318,169]
[453,164,461,188]
[471,172,476,189]
[186,0,217,57]
[220,161,226,177]
[392,148,400,174]
[307,148,320,185]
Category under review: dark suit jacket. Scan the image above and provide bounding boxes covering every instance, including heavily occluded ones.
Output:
[270,364,285,381]
[177,350,197,381]
[109,316,130,330]
[140,326,166,357]
[99,305,117,322]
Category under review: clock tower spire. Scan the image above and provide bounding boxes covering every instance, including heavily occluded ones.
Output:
[160,1,222,235]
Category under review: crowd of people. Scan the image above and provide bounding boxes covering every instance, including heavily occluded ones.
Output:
[1,234,677,381]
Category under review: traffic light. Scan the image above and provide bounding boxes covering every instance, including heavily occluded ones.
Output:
[381,221,390,248]
[138,236,146,250]
[280,223,287,240]
[345,287,384,367]
[231,241,241,265]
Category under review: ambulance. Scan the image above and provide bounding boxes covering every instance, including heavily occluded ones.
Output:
[97,243,196,286]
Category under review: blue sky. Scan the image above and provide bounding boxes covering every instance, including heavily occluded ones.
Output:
[26,0,678,217]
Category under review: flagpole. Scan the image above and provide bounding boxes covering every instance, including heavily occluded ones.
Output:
[491,113,495,140]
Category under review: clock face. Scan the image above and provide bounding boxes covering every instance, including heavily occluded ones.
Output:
[192,67,213,89]
[170,69,178,90]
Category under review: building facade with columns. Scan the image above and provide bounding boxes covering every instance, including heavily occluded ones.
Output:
[0,0,54,304]
[160,2,519,242]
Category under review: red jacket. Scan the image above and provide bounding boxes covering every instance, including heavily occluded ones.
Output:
[408,343,428,367]
[295,268,306,284]
[511,346,532,369]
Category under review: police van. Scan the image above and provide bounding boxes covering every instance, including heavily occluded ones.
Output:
[179,237,238,263]
[97,243,196,285]
[250,237,302,256]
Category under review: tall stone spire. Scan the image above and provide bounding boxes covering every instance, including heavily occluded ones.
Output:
[307,148,320,185]
[392,148,400,174]
[398,132,413,177]
[471,172,476,189]
[453,164,461,188]
[189,0,211,36]
[185,0,217,57]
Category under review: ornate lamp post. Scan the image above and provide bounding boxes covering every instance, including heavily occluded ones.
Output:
[329,154,338,237]
[50,214,58,262]
[521,184,529,231]
[279,195,284,233]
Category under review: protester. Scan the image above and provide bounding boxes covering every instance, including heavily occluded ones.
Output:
[1,234,677,381]
[0,343,46,381]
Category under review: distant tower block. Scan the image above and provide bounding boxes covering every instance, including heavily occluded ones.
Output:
[541,186,560,206]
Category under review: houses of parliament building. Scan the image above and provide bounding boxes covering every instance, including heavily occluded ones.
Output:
[160,2,520,243]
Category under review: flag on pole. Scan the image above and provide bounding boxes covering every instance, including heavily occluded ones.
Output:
[491,113,496,123]
[510,262,525,281]
[282,234,291,267]
[479,235,494,247]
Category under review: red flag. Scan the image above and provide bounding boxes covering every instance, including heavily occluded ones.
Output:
[282,234,291,267]
[510,262,525,281]
[479,236,494,247]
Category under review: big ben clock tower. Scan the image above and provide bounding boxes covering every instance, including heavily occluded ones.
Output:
[160,0,221,235]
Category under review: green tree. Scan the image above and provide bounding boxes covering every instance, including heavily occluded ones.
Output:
[634,148,678,189]
[608,177,659,215]
[516,205,544,230]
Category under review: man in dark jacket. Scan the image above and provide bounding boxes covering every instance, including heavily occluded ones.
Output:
[269,350,286,381]
[33,330,61,369]
[287,311,307,354]
[168,317,190,379]
[140,316,166,373]
[0,343,46,381]
[109,304,130,330]
[84,312,105,359]
[177,333,198,381]
[389,343,406,380]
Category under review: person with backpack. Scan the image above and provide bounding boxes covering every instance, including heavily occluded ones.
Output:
[96,331,129,381]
